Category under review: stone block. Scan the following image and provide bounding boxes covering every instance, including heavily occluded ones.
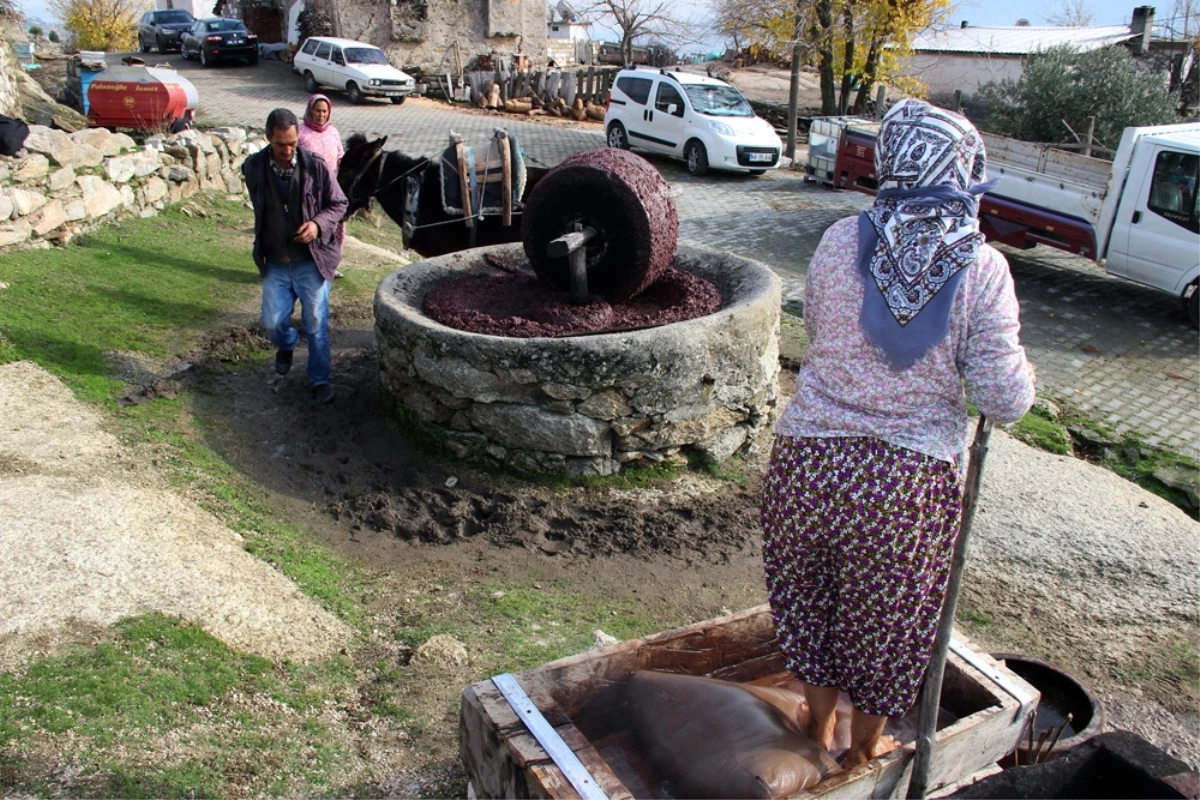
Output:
[167,165,195,183]
[77,175,124,219]
[12,153,49,182]
[142,176,169,205]
[47,167,76,192]
[0,191,12,221]
[68,143,105,169]
[23,125,76,167]
[63,199,86,222]
[119,184,136,208]
[467,404,612,457]
[71,127,131,156]
[0,219,32,247]
[578,389,632,420]
[412,350,538,403]
[9,187,47,216]
[694,425,748,464]
[32,199,66,236]
[105,154,137,184]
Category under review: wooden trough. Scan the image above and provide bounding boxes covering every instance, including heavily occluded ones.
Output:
[460,606,1040,799]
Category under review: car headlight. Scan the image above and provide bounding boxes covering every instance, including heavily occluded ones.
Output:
[709,121,735,136]
[369,79,380,86]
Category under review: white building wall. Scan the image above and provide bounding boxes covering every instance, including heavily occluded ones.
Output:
[900,53,1025,97]
[156,0,204,17]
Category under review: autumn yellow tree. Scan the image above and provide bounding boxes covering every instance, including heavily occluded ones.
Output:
[51,0,149,51]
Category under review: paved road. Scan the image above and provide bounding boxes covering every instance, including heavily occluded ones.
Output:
[163,56,1198,457]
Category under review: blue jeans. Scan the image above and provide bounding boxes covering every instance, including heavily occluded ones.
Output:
[261,260,332,386]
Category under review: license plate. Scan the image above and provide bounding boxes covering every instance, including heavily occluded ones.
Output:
[748,152,773,163]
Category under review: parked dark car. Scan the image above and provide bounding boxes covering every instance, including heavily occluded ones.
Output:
[181,18,258,67]
[137,9,195,53]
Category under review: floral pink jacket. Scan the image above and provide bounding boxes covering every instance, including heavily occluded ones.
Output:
[776,217,1036,465]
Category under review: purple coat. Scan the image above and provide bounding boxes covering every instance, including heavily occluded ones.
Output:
[243,145,348,282]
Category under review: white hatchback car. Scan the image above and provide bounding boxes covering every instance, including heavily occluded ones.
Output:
[604,68,782,176]
[294,36,416,104]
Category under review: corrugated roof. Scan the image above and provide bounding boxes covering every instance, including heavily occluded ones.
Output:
[911,25,1136,55]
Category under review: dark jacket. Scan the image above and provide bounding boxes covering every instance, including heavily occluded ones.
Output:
[243,145,348,282]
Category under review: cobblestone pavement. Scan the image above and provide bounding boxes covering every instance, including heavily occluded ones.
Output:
[170,57,1199,457]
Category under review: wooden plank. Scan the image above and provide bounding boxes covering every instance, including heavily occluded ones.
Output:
[500,131,512,226]
[585,65,595,103]
[456,141,474,228]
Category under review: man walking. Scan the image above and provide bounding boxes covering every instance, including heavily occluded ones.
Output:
[243,107,348,403]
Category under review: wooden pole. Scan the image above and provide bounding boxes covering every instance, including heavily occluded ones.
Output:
[906,416,994,799]
[874,85,886,120]
[952,89,962,113]
[786,40,802,160]
[1084,116,1096,158]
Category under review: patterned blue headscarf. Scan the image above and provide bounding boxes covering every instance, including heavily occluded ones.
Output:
[858,99,994,370]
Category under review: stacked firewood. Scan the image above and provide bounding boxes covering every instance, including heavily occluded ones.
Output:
[477,81,605,121]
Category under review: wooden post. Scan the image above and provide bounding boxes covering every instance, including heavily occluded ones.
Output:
[586,65,596,103]
[952,89,962,113]
[1084,116,1096,158]
[906,417,995,799]
[455,141,474,229]
[874,85,886,120]
[499,131,512,227]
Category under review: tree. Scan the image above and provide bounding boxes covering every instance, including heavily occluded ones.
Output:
[49,29,60,42]
[1043,0,1094,26]
[29,24,43,36]
[583,0,697,64]
[50,0,149,51]
[976,45,1179,150]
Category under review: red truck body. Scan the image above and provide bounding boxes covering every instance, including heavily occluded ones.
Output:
[826,121,1098,259]
[87,66,198,131]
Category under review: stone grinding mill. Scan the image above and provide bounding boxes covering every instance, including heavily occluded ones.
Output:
[373,146,783,477]
[521,147,681,305]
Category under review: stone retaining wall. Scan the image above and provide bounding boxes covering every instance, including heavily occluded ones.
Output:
[375,243,783,478]
[0,124,265,250]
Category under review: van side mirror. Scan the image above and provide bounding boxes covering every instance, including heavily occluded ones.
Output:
[667,103,678,115]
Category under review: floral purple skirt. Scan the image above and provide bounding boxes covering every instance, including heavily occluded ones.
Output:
[760,435,962,717]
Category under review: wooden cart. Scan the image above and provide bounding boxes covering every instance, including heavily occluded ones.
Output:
[460,605,1039,799]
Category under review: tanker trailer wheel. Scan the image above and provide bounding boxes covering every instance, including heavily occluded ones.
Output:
[684,139,709,176]
[522,147,679,302]
[304,71,319,93]
[1185,280,1199,330]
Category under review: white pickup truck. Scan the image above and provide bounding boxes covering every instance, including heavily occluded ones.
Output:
[813,120,1200,328]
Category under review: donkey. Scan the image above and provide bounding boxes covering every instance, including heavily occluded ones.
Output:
[338,132,543,258]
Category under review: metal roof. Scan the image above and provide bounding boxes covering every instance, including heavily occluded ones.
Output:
[911,25,1138,55]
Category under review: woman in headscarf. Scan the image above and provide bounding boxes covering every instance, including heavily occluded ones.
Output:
[298,94,344,173]
[298,94,346,274]
[760,99,1036,769]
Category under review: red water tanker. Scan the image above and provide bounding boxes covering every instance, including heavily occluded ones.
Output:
[87,66,199,131]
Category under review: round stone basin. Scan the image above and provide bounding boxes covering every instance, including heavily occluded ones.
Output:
[374,242,782,478]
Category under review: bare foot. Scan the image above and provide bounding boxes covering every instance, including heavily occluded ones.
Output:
[807,714,837,752]
[839,735,900,769]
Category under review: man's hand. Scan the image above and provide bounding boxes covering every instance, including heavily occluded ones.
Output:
[293,220,319,244]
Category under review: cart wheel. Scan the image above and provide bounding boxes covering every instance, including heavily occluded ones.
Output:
[346,82,365,104]
[522,147,678,302]
[304,71,318,93]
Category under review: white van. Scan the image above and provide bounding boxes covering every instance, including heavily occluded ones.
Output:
[604,67,782,176]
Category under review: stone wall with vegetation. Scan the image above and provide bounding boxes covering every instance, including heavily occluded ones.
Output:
[0,125,265,250]
[1,23,21,117]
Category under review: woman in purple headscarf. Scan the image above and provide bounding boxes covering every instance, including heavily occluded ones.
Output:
[760,100,1036,768]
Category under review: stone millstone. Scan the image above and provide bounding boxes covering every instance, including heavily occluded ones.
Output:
[522,147,679,302]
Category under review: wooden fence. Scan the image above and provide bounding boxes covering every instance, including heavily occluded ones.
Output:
[439,66,619,106]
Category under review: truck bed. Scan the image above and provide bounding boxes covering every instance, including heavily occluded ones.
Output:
[982,133,1113,227]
